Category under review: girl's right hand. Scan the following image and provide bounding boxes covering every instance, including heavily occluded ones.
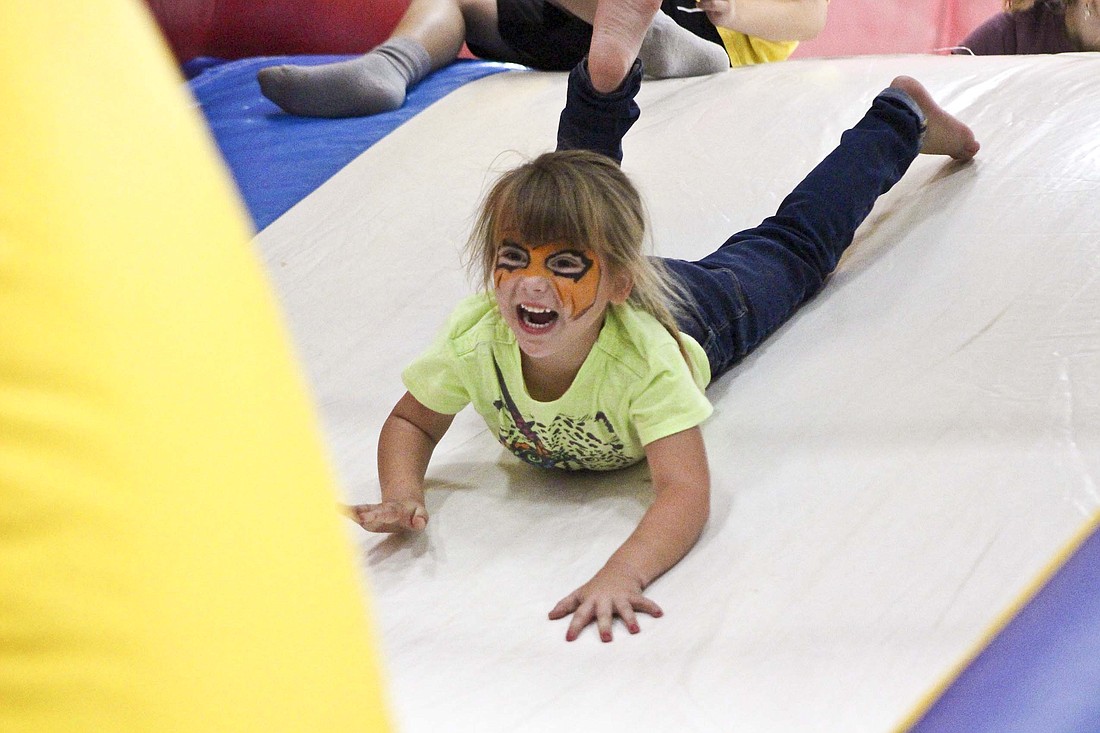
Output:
[342,501,428,533]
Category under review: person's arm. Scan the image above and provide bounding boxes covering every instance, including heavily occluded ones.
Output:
[344,391,455,532]
[548,426,711,641]
[699,0,828,41]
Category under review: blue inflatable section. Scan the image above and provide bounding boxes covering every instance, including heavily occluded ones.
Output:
[189,57,517,230]
[910,522,1100,733]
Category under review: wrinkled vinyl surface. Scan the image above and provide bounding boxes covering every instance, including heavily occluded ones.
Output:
[255,54,1100,732]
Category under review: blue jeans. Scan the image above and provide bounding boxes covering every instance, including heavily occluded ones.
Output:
[558,60,925,382]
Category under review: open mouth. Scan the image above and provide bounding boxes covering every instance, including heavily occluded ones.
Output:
[517,304,559,330]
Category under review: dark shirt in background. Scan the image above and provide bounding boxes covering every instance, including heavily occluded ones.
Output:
[957,1,1075,55]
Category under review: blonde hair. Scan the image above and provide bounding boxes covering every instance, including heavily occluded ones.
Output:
[466,149,692,364]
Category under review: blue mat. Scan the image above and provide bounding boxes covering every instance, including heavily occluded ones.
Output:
[188,56,517,231]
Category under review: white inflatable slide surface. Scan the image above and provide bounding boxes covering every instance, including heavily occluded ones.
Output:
[256,53,1100,733]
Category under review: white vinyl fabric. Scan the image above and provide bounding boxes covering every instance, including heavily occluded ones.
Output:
[255,53,1100,733]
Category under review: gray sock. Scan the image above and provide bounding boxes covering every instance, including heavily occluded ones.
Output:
[638,11,730,79]
[257,37,432,118]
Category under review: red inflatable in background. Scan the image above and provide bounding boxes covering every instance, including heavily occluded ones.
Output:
[145,0,1002,67]
[792,0,1001,58]
[144,0,410,64]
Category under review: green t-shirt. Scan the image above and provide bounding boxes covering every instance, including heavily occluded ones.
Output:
[403,293,713,471]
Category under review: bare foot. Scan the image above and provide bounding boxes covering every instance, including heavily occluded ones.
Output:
[891,76,980,161]
[588,0,662,93]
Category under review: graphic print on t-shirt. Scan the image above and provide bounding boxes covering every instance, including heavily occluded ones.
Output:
[491,358,633,471]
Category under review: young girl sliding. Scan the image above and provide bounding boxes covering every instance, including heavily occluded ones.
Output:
[346,58,979,643]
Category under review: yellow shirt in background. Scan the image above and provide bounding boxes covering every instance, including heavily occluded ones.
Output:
[719,29,799,66]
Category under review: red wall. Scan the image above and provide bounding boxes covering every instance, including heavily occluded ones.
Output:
[144,0,410,64]
[793,0,1003,58]
[144,0,1004,65]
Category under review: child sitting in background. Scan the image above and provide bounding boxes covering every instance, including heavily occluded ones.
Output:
[345,53,978,642]
[257,0,828,118]
[958,0,1100,54]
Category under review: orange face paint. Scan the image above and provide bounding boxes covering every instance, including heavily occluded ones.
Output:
[493,239,603,317]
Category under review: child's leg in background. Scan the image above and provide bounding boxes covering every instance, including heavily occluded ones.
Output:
[664,88,927,380]
[556,58,644,163]
[585,0,661,92]
[258,0,505,118]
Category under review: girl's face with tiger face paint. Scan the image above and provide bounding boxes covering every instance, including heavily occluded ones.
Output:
[492,232,624,363]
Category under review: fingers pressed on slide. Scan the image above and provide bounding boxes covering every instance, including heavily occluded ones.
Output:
[552,590,666,641]
[548,593,580,620]
[565,602,597,642]
[615,600,641,635]
[344,501,428,533]
[636,596,664,618]
[596,599,615,642]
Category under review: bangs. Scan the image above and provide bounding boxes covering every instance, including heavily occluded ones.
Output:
[468,150,646,289]
[491,161,605,252]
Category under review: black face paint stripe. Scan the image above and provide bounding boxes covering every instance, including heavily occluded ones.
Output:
[545,249,593,282]
[495,240,530,273]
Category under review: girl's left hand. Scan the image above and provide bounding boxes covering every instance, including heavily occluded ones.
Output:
[341,501,428,532]
[548,562,664,642]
